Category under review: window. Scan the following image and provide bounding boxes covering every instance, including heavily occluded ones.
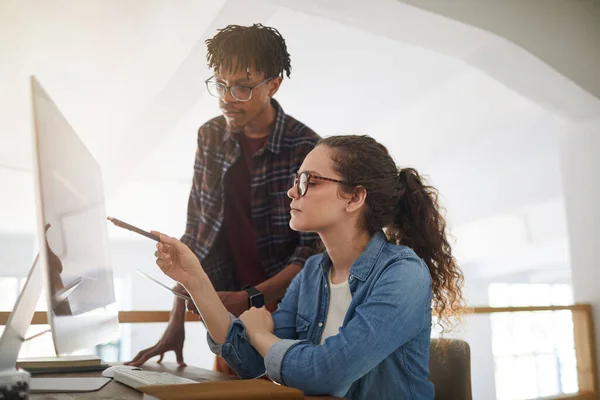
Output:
[489,283,577,400]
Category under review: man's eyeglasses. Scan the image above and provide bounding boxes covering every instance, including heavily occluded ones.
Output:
[291,172,349,197]
[205,76,271,102]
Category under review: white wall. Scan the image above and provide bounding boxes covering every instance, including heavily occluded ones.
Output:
[560,118,600,371]
[0,235,36,276]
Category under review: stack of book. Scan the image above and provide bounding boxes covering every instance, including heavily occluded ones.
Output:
[16,355,108,374]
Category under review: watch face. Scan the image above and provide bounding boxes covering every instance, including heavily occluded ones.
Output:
[250,293,265,308]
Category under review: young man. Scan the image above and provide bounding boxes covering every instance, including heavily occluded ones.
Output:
[126,24,320,374]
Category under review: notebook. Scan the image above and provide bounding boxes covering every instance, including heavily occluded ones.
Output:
[23,363,109,375]
[16,355,102,369]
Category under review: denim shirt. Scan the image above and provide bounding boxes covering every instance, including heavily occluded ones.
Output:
[208,231,434,399]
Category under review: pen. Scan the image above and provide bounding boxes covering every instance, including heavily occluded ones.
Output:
[106,217,160,242]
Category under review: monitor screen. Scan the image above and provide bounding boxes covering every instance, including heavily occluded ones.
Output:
[30,76,119,354]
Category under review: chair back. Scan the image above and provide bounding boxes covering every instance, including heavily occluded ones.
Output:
[429,339,472,400]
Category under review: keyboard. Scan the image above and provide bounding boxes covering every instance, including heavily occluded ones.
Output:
[113,369,201,389]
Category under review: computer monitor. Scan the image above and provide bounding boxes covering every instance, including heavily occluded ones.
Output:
[0,76,119,372]
[31,75,119,354]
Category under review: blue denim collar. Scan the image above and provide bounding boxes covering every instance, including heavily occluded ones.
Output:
[319,231,388,282]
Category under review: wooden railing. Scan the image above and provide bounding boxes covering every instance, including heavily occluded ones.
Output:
[1,304,597,399]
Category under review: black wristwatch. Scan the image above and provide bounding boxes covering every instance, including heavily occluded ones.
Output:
[243,286,265,308]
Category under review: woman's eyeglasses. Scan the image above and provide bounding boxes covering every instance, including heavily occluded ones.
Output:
[291,172,349,197]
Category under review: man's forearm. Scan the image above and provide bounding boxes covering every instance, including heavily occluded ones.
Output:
[170,284,188,322]
[255,263,302,304]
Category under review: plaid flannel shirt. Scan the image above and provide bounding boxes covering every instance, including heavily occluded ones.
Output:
[181,99,321,291]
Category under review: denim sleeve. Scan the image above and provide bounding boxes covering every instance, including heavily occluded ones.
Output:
[206,313,266,379]
[264,256,433,397]
[205,267,305,378]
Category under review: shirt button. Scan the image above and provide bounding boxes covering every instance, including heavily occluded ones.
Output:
[349,276,354,282]
[318,322,323,327]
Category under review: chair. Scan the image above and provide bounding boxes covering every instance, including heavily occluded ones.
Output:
[429,339,472,400]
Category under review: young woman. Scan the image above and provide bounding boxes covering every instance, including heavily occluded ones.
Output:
[152,135,465,399]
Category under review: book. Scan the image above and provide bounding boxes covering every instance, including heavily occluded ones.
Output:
[24,363,110,375]
[16,355,102,369]
[140,379,304,400]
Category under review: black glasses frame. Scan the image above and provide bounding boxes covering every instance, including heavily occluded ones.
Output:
[205,76,272,102]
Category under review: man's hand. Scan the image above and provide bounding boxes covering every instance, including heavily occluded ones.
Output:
[125,318,186,367]
[186,299,200,316]
[218,291,249,317]
[173,285,201,318]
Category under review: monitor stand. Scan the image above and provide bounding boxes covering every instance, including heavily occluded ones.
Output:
[0,254,42,371]
[0,255,110,393]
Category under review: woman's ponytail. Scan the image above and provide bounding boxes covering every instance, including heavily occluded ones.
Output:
[390,168,465,334]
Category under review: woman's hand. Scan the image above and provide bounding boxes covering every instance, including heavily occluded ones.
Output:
[239,307,279,357]
[239,306,275,340]
[153,231,205,289]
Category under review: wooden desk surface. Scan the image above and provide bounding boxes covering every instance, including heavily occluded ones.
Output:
[29,362,341,400]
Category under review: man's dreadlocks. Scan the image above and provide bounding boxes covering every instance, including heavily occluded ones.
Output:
[205,24,291,79]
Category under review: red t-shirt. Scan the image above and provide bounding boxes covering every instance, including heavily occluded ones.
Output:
[223,134,269,288]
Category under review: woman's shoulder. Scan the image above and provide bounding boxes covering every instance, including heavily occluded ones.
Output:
[379,243,431,282]
[381,242,419,260]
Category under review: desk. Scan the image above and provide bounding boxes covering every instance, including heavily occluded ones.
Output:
[29,362,341,400]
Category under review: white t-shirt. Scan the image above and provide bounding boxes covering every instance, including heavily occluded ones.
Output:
[320,270,353,344]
